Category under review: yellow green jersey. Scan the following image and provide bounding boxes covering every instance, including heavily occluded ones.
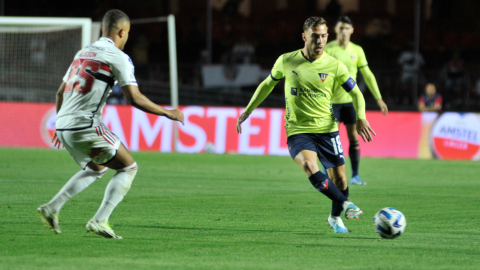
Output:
[270,49,355,137]
[325,41,379,104]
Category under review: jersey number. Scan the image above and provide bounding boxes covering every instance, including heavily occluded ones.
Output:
[64,59,110,94]
[331,135,343,155]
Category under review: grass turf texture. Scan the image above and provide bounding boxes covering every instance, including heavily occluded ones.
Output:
[0,148,479,270]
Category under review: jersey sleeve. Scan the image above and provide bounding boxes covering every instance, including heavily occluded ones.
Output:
[270,55,284,81]
[357,46,368,68]
[62,62,73,83]
[418,96,425,105]
[434,95,443,107]
[62,51,81,83]
[110,53,138,87]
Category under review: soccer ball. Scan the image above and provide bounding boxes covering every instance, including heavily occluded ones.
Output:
[373,207,406,239]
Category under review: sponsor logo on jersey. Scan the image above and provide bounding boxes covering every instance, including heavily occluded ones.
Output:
[40,106,57,149]
[319,73,328,82]
[79,52,97,58]
[291,87,326,98]
[430,112,480,160]
[291,87,298,96]
[292,70,299,77]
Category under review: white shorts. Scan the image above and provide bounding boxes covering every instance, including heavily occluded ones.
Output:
[57,124,121,169]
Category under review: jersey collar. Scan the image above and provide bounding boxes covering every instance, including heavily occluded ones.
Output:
[300,50,320,63]
[99,37,115,45]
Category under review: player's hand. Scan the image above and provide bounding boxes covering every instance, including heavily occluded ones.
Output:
[236,112,250,134]
[167,109,184,125]
[356,119,376,142]
[377,99,388,116]
[51,131,63,149]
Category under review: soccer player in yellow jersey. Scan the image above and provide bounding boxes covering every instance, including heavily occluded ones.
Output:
[325,16,388,185]
[236,17,376,233]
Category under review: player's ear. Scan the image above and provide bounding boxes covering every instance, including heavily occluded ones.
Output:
[302,32,307,42]
[118,28,125,38]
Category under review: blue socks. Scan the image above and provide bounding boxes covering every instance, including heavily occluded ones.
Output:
[308,171,347,203]
[331,186,349,216]
[349,141,360,177]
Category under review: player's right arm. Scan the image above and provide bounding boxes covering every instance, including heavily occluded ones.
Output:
[237,55,284,134]
[112,53,184,124]
[52,81,67,149]
[121,85,184,124]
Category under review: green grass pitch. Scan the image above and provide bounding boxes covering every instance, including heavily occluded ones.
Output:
[0,147,479,269]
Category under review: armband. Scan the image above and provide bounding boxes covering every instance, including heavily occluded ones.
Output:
[341,77,356,92]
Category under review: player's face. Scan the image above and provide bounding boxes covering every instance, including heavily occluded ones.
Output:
[303,24,329,58]
[335,22,353,42]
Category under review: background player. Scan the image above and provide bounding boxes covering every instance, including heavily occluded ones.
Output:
[325,16,388,185]
[37,9,184,239]
[236,17,376,233]
[418,83,442,112]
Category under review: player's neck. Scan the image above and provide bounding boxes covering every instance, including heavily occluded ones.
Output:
[336,39,349,49]
[103,35,122,50]
[301,48,323,62]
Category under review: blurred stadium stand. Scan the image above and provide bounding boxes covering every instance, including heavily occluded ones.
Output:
[2,0,480,111]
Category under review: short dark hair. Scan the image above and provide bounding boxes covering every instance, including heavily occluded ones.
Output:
[102,9,130,35]
[336,16,353,26]
[303,17,327,32]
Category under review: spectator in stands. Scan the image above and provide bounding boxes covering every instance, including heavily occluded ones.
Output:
[444,51,465,93]
[397,43,424,104]
[232,36,255,64]
[418,83,442,112]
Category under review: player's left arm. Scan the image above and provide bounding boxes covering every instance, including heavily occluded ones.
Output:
[347,85,376,142]
[357,47,388,116]
[359,66,388,115]
[338,61,376,142]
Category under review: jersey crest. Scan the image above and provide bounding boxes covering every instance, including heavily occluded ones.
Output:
[319,73,328,82]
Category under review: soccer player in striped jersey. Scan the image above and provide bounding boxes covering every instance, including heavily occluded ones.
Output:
[325,16,388,185]
[237,17,376,233]
[37,9,184,239]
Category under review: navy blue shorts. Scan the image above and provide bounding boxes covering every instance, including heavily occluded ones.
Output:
[333,103,357,124]
[287,132,345,169]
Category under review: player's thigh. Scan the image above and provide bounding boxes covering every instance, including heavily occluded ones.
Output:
[341,103,357,125]
[326,165,347,190]
[103,143,135,170]
[313,132,345,171]
[287,134,320,176]
[332,104,343,123]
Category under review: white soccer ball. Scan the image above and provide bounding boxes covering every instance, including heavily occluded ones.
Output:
[373,207,406,239]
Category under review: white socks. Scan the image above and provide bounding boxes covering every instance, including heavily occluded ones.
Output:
[93,162,138,223]
[48,167,108,213]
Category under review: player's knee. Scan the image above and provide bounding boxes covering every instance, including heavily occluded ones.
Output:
[335,175,348,190]
[302,160,318,175]
[115,162,138,190]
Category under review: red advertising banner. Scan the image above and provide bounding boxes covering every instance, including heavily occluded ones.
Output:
[2,101,477,160]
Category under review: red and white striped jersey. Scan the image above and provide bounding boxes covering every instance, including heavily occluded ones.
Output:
[56,37,138,130]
